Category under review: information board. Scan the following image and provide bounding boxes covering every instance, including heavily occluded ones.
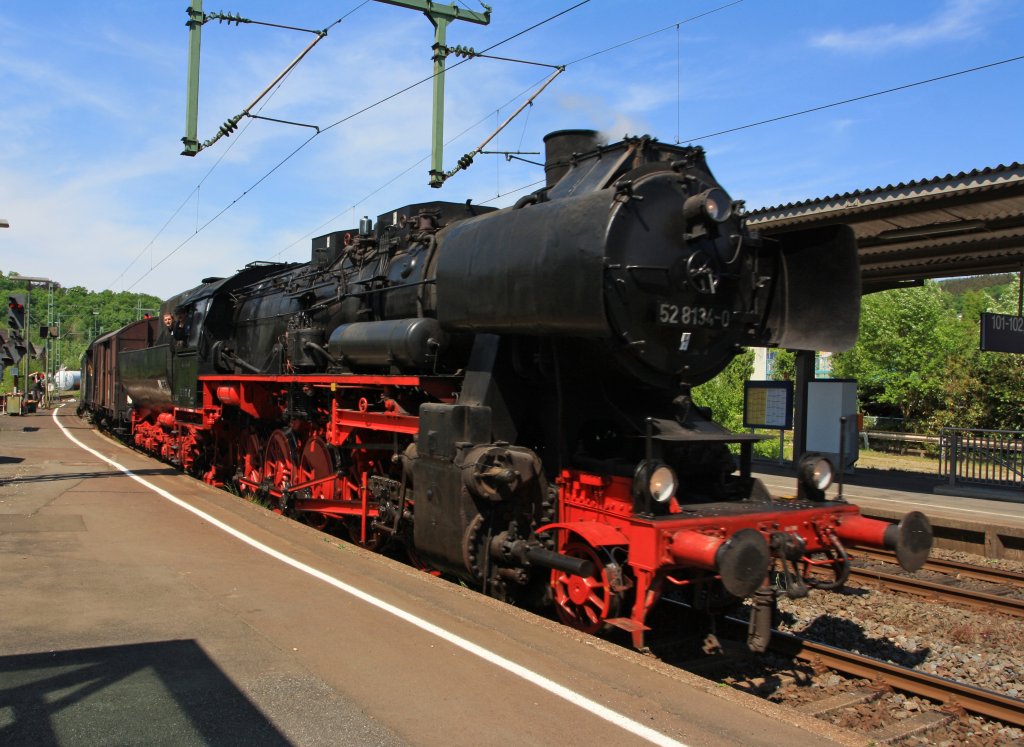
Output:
[980,313,1024,354]
[743,381,793,429]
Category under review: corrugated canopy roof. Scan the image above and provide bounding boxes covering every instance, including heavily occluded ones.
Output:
[746,163,1024,293]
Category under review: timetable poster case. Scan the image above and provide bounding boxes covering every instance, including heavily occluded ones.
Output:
[743,381,794,430]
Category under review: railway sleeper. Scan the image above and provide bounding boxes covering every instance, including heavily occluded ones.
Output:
[795,686,879,717]
[864,710,954,745]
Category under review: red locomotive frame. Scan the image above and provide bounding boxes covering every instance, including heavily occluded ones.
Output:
[122,370,917,649]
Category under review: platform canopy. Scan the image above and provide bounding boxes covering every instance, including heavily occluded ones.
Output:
[747,163,1024,294]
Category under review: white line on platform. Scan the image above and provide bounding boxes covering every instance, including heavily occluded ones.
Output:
[54,407,687,747]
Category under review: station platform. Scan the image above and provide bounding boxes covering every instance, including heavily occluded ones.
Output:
[754,462,1024,561]
[0,407,858,747]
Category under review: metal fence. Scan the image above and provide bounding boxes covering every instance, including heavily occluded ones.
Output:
[940,428,1024,489]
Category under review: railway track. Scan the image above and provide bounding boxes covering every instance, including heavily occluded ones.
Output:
[709,616,1024,740]
[754,548,1024,739]
[848,565,1024,616]
[769,628,1024,730]
[851,546,1024,588]
[844,548,1024,617]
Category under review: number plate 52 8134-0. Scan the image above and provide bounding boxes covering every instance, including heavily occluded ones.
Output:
[656,302,732,328]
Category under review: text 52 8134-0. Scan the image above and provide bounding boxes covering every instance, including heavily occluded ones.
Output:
[656,302,732,328]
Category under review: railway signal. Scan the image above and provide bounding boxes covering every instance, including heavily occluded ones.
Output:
[6,294,28,366]
[0,334,15,368]
[7,294,26,333]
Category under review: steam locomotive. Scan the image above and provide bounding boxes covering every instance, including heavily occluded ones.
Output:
[80,130,932,650]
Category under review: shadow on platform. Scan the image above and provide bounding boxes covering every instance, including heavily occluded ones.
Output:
[0,640,289,746]
[1,468,179,486]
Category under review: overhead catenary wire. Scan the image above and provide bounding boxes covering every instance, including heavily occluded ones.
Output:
[565,0,744,66]
[110,1,372,288]
[269,53,1024,265]
[453,0,490,13]
[122,1,593,291]
[316,0,591,135]
[269,71,559,261]
[270,6,1020,263]
[109,68,297,291]
[679,53,1024,143]
[477,178,546,205]
[122,2,1017,293]
[125,130,321,290]
[108,77,287,291]
[273,52,1024,267]
[198,1,373,152]
[439,66,565,183]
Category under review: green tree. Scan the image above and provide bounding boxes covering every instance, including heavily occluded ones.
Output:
[829,279,1024,433]
[831,283,964,428]
[691,349,754,432]
[768,349,795,381]
[1,270,161,392]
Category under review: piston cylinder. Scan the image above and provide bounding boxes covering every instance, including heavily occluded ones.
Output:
[670,528,771,598]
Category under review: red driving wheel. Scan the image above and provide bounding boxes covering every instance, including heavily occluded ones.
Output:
[298,437,336,500]
[297,436,336,530]
[551,541,621,634]
[238,431,264,495]
[262,429,299,510]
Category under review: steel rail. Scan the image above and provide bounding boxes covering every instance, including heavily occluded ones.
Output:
[767,630,1024,729]
[848,565,1024,617]
[851,546,1024,587]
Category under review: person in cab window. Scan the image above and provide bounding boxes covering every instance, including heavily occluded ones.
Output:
[172,309,189,348]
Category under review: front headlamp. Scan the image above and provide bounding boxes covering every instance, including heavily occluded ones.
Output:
[796,453,833,500]
[701,188,733,223]
[633,460,677,511]
[648,464,676,503]
[684,188,733,225]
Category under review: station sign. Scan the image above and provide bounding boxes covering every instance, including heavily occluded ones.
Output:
[980,313,1024,354]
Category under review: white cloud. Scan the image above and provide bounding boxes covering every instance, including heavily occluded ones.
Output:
[0,53,135,120]
[811,0,994,54]
[829,118,858,135]
[0,160,248,296]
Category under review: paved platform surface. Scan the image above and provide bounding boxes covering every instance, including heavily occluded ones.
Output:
[0,408,857,747]
[754,462,1024,559]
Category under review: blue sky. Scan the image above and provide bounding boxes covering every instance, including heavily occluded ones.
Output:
[1,0,1021,297]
